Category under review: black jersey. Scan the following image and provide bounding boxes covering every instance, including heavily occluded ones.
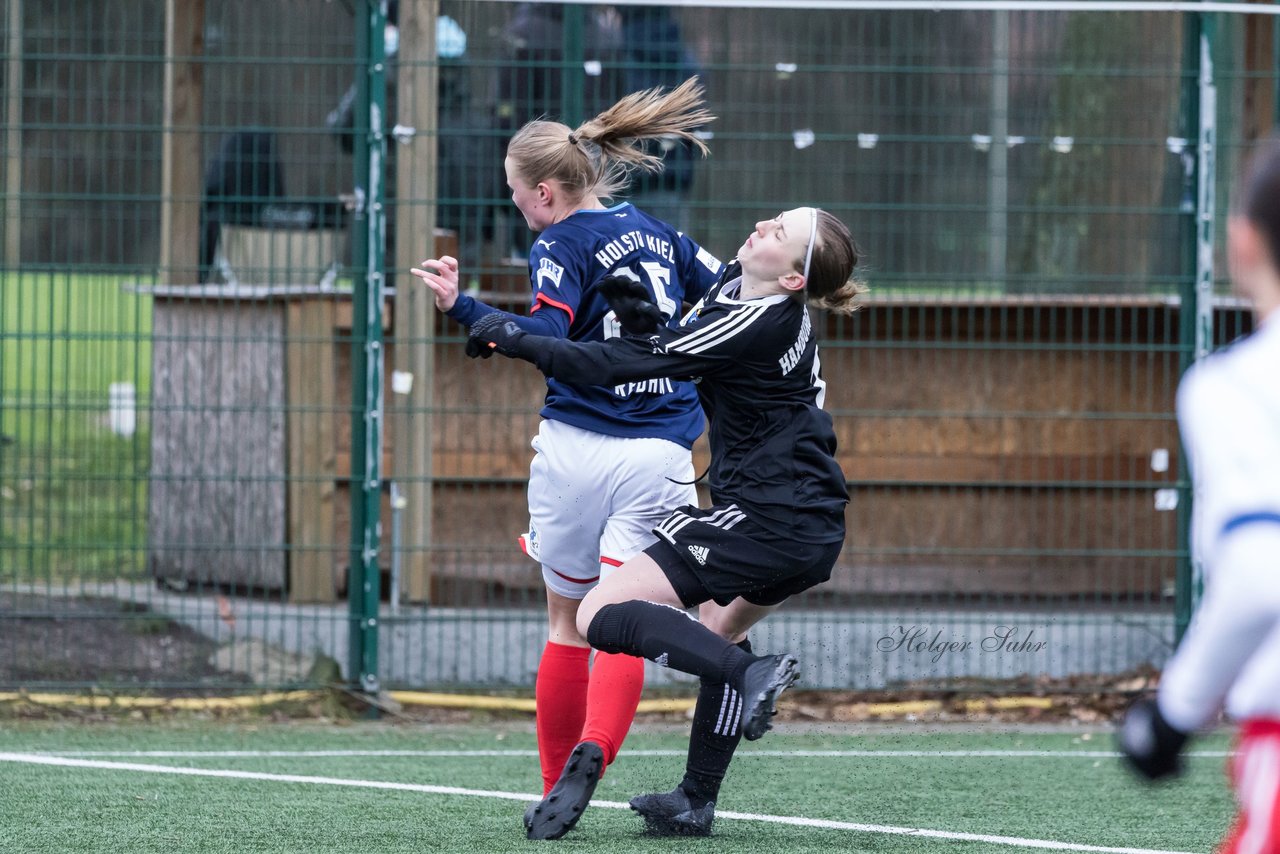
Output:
[521,263,849,544]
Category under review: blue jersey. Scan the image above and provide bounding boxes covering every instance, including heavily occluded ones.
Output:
[524,202,722,447]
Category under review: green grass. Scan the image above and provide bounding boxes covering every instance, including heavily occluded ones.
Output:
[0,438,148,578]
[1,272,153,580]
[1,271,153,441]
[0,722,1236,853]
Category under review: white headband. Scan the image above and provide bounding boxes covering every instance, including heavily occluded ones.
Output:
[802,207,818,282]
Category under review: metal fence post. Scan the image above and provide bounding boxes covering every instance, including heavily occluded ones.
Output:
[347,0,388,697]
[3,0,22,266]
[988,8,1009,287]
[561,4,585,127]
[1175,11,1216,643]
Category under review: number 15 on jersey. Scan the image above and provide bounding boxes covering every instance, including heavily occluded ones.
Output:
[602,262,677,340]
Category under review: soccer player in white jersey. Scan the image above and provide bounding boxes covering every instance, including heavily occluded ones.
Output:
[1118,137,1280,854]
[470,206,864,839]
[411,80,723,802]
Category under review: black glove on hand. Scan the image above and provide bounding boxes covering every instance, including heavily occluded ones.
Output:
[464,336,495,359]
[466,313,527,359]
[598,273,664,335]
[1117,697,1190,781]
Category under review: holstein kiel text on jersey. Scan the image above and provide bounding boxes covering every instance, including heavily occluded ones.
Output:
[594,230,677,268]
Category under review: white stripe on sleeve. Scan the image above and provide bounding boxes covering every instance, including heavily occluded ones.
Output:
[669,304,770,355]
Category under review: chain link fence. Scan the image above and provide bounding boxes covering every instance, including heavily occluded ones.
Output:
[0,0,1270,693]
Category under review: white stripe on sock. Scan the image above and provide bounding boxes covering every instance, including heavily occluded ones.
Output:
[714,684,733,735]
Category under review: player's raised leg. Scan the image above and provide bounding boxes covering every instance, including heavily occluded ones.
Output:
[525,555,795,841]
[578,553,797,739]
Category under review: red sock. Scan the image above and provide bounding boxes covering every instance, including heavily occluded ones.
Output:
[578,651,645,771]
[535,642,590,795]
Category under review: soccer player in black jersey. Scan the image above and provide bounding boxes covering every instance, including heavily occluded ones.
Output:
[469,206,863,839]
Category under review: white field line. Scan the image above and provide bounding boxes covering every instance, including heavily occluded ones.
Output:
[0,751,1200,854]
[33,748,1233,759]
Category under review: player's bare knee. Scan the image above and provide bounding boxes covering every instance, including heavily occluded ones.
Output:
[546,587,588,646]
[548,619,587,647]
[697,603,747,643]
[575,593,603,640]
[698,613,741,642]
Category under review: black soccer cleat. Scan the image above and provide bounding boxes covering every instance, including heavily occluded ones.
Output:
[630,787,715,837]
[739,653,800,741]
[524,741,605,840]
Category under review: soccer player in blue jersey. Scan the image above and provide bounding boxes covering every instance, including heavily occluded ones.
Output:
[469,206,864,839]
[412,79,723,802]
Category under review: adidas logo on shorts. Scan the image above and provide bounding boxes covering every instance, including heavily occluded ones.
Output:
[688,545,709,565]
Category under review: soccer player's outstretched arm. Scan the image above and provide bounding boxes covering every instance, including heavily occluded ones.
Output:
[1118,372,1280,780]
[597,274,665,335]
[1121,525,1280,774]
[467,312,712,387]
[467,269,752,384]
[413,244,579,349]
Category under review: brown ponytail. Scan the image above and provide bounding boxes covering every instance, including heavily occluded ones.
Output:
[798,210,867,315]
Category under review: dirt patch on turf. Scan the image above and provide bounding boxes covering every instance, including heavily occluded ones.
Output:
[0,592,243,690]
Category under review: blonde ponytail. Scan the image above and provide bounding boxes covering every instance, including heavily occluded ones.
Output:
[506,77,715,203]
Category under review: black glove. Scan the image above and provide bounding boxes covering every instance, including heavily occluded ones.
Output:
[464,335,494,359]
[1117,698,1190,781]
[599,273,664,335]
[466,313,527,359]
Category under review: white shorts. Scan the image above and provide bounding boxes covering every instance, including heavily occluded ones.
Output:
[520,419,697,599]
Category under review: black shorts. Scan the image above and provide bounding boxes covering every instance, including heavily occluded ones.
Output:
[645,503,843,608]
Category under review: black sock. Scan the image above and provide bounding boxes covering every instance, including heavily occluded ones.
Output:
[587,601,755,684]
[679,637,753,808]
